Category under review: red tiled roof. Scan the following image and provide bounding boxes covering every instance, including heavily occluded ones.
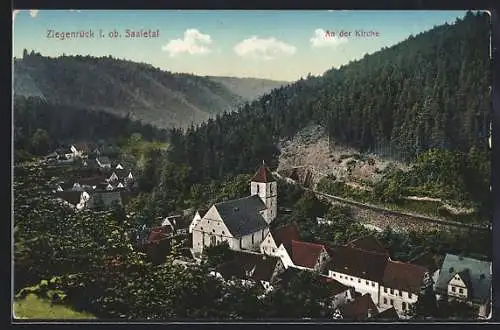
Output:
[290,240,326,269]
[216,252,281,282]
[409,251,443,273]
[339,293,378,320]
[348,236,389,255]
[272,223,300,251]
[251,161,274,183]
[382,260,428,294]
[327,246,389,282]
[73,143,90,152]
[147,226,173,243]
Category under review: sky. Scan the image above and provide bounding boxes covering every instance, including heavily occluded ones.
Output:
[12,10,469,81]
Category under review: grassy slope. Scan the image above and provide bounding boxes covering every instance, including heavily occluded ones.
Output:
[13,294,96,320]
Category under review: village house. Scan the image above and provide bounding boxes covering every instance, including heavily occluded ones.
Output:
[434,254,492,319]
[379,260,430,318]
[259,222,329,272]
[85,190,123,209]
[70,143,90,158]
[106,169,134,185]
[160,215,191,235]
[332,293,379,320]
[54,190,91,210]
[369,306,400,320]
[326,246,389,307]
[260,222,300,257]
[191,162,277,259]
[211,252,285,293]
[319,276,354,309]
[189,208,208,234]
[96,156,112,168]
[283,240,330,272]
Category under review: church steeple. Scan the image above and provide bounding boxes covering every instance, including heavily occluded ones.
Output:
[251,160,274,183]
[250,161,277,224]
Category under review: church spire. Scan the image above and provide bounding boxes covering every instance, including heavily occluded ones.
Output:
[251,160,274,183]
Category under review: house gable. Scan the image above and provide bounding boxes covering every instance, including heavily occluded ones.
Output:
[260,231,278,254]
[197,206,232,238]
[449,272,467,288]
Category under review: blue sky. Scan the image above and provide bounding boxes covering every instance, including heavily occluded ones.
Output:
[13,10,469,81]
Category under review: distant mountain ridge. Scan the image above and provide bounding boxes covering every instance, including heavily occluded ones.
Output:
[207,76,290,101]
[13,54,287,129]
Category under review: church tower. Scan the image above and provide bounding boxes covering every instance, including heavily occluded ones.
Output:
[250,160,277,224]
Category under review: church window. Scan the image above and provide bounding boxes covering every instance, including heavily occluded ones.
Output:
[390,299,394,306]
[402,302,407,310]
[222,231,225,235]
[459,288,464,294]
[212,229,215,233]
[257,185,260,193]
[252,234,254,244]
[452,286,456,292]
[383,298,387,304]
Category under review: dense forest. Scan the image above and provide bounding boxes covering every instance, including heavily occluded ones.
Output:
[165,11,490,180]
[13,97,168,159]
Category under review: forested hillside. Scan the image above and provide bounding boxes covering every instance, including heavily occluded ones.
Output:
[166,11,490,180]
[13,53,243,128]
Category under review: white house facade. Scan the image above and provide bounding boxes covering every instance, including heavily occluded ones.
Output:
[326,246,389,308]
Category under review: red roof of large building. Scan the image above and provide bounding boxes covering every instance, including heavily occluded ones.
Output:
[290,240,327,269]
[327,246,389,283]
[382,260,428,294]
[271,223,300,251]
[251,161,274,183]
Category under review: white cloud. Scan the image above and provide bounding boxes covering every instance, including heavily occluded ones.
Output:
[310,28,348,48]
[233,36,296,60]
[29,10,39,18]
[162,29,213,57]
[69,10,82,13]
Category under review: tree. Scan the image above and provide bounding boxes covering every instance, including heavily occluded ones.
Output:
[30,128,51,155]
[410,285,438,319]
[202,241,233,268]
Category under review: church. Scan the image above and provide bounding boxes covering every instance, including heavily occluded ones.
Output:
[191,161,278,258]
